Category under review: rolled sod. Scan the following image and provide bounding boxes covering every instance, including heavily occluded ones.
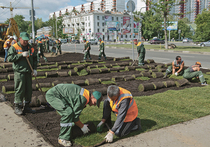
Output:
[157,68,166,72]
[2,85,14,93]
[0,75,7,79]
[37,66,49,70]
[7,74,14,80]
[67,64,78,69]
[116,67,125,71]
[147,59,155,64]
[165,63,172,67]
[163,81,176,88]
[87,65,97,70]
[6,67,13,72]
[132,74,142,78]
[48,65,58,69]
[104,64,112,68]
[3,64,12,68]
[0,68,7,73]
[175,79,189,87]
[156,64,165,68]
[58,65,68,70]
[30,96,40,107]
[113,57,130,61]
[36,83,52,88]
[138,83,155,92]
[96,64,105,68]
[125,66,136,71]
[112,76,124,82]
[99,68,110,73]
[56,61,66,66]
[89,69,101,74]
[68,70,78,76]
[117,62,130,66]
[52,80,61,86]
[99,77,111,82]
[37,71,46,76]
[153,82,166,89]
[149,69,159,72]
[85,78,100,85]
[74,65,84,72]
[39,62,55,66]
[65,61,73,64]
[152,72,164,78]
[89,60,99,63]
[57,71,69,77]
[141,72,151,78]
[147,65,156,69]
[124,76,135,81]
[109,68,119,72]
[71,121,96,139]
[141,65,150,69]
[72,80,86,86]
[32,84,38,91]
[37,95,48,105]
[45,71,58,77]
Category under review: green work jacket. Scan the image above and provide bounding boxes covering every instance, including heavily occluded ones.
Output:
[84,41,91,50]
[137,42,145,53]
[99,41,104,51]
[7,42,37,73]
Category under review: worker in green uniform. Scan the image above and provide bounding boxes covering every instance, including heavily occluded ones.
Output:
[83,38,91,60]
[42,38,46,52]
[56,39,62,55]
[46,37,50,53]
[163,56,185,79]
[98,38,107,60]
[37,38,48,63]
[183,62,208,86]
[7,32,37,115]
[46,84,102,147]
[134,40,145,66]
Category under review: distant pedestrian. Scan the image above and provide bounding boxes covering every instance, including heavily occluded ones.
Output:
[37,38,48,63]
[56,39,62,55]
[98,38,107,60]
[46,37,50,53]
[134,40,146,66]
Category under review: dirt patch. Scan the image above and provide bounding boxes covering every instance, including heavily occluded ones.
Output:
[1,52,209,147]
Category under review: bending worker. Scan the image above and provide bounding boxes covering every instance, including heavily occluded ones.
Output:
[134,40,145,66]
[46,84,102,147]
[83,38,91,60]
[37,38,48,63]
[98,38,107,60]
[7,32,37,115]
[163,56,184,79]
[183,62,208,86]
[97,85,141,143]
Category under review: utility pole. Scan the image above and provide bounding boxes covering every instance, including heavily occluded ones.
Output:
[31,0,35,43]
[139,6,148,41]
[56,17,57,38]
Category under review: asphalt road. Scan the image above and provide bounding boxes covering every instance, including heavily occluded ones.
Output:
[61,43,210,69]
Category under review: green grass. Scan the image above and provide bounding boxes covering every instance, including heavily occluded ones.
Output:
[41,87,52,92]
[106,44,210,52]
[75,85,210,146]
[0,79,7,82]
[37,68,58,71]
[101,81,116,85]
[136,68,145,71]
[78,69,89,76]
[32,76,46,80]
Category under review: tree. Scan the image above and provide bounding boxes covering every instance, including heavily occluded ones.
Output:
[194,9,210,42]
[151,0,182,49]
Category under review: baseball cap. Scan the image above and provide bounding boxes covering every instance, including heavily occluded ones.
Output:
[20,32,30,41]
[196,62,201,67]
[92,91,102,108]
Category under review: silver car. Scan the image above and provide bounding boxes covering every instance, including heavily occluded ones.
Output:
[200,40,210,47]
[182,38,193,43]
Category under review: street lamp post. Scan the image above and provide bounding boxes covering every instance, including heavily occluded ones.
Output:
[138,6,149,41]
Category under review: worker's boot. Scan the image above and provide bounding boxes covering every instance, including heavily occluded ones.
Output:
[44,57,48,63]
[14,103,23,115]
[163,73,168,79]
[23,103,36,114]
[98,57,101,60]
[104,56,107,60]
[58,138,71,147]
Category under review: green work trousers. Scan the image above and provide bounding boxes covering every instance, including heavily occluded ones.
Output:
[56,46,62,55]
[166,66,184,75]
[37,52,47,63]
[138,53,145,66]
[14,72,32,104]
[183,68,205,83]
[46,44,50,53]
[99,51,106,59]
[84,50,91,60]
[46,89,75,141]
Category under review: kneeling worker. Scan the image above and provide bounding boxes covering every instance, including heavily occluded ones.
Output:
[183,62,208,86]
[46,84,102,147]
[163,56,184,78]
[97,85,141,143]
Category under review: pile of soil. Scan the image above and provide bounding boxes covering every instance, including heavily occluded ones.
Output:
[1,53,209,147]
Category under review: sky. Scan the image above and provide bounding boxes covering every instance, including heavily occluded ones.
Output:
[0,0,129,23]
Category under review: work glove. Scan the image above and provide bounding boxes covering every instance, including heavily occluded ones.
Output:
[175,72,178,76]
[97,121,104,133]
[84,50,87,52]
[105,131,114,142]
[33,70,37,76]
[22,51,29,57]
[81,124,90,134]
[38,51,41,54]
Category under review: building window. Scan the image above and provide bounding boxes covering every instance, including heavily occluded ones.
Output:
[116,17,118,21]
[126,35,127,38]
[97,16,100,20]
[102,29,104,32]
[85,17,87,21]
[102,22,104,26]
[97,22,100,26]
[86,23,87,27]
[112,17,114,21]
[102,16,104,20]
[121,35,123,38]
[98,29,100,32]
[88,16,90,20]
[89,23,90,27]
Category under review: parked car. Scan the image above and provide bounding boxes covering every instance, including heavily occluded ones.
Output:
[182,38,193,43]
[88,39,98,45]
[49,39,56,46]
[200,40,210,47]
[60,39,67,44]
[71,40,80,44]
[149,38,165,44]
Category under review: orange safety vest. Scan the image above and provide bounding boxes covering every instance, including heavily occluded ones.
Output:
[80,88,90,106]
[13,43,35,55]
[11,40,17,46]
[3,39,11,48]
[110,87,138,122]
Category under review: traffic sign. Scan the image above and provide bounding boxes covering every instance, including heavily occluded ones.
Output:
[127,0,135,12]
